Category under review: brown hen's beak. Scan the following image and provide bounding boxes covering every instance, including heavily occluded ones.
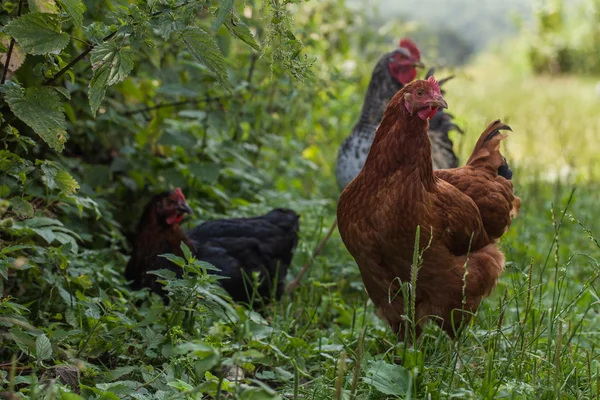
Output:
[413,61,425,68]
[178,201,193,214]
[429,96,448,109]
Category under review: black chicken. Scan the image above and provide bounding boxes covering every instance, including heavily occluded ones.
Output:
[124,188,300,305]
[424,67,464,170]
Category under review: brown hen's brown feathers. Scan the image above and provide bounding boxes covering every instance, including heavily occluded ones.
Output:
[337,80,520,341]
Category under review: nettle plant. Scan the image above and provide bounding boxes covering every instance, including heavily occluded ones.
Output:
[0,0,312,282]
[0,0,314,395]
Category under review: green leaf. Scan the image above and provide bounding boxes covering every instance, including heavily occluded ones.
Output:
[180,242,193,262]
[3,82,67,152]
[60,392,83,400]
[225,18,260,51]
[363,360,409,396]
[32,227,56,244]
[55,170,80,194]
[56,0,85,28]
[29,0,59,13]
[85,307,100,320]
[35,333,53,360]
[10,197,34,218]
[41,162,79,194]
[53,86,71,99]
[213,0,235,30]
[0,245,32,256]
[0,260,8,280]
[10,329,34,353]
[182,27,231,92]
[89,42,134,117]
[167,380,194,392]
[147,268,178,280]
[3,12,69,55]
[158,253,185,268]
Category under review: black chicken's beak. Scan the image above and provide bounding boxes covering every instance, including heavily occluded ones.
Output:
[429,96,448,109]
[178,201,193,214]
[414,61,425,68]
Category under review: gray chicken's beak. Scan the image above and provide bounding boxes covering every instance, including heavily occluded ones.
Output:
[414,61,425,68]
[429,96,448,109]
[178,201,193,214]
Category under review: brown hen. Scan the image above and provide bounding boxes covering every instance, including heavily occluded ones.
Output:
[337,77,520,341]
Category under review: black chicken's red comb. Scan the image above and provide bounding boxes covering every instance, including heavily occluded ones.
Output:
[173,187,186,200]
[399,38,420,59]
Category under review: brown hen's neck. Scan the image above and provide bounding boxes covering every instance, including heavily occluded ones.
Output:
[364,99,435,190]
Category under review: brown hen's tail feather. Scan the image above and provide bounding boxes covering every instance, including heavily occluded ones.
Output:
[466,120,512,177]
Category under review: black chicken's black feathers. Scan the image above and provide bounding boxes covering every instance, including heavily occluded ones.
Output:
[186,208,300,303]
[125,193,300,307]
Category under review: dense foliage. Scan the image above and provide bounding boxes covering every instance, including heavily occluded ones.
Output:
[2,0,600,399]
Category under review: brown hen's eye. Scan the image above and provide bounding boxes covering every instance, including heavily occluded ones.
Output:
[416,89,424,97]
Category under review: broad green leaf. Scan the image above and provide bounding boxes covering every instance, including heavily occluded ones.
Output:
[182,27,231,92]
[180,242,193,262]
[3,12,69,55]
[89,42,134,116]
[85,307,100,320]
[152,13,177,40]
[60,393,83,400]
[109,366,136,380]
[23,216,63,228]
[225,18,260,51]
[158,253,185,268]
[0,245,32,256]
[3,82,67,152]
[40,162,79,194]
[53,86,71,99]
[32,227,56,244]
[55,170,80,194]
[213,0,235,30]
[167,379,194,391]
[10,197,34,218]
[363,360,409,396]
[54,232,79,253]
[35,333,53,360]
[29,0,59,13]
[147,268,178,280]
[10,329,34,353]
[57,0,85,28]
[88,68,109,117]
[0,260,8,280]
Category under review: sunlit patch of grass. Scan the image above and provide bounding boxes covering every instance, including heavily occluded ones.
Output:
[443,49,600,181]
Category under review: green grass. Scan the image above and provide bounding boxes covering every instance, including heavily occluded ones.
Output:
[276,49,600,398]
[3,40,600,400]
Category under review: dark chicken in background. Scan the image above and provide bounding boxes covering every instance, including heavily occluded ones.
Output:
[125,188,300,305]
[335,38,425,190]
[335,40,461,191]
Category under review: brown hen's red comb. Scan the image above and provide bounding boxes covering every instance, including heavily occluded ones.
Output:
[427,76,440,94]
[399,38,420,60]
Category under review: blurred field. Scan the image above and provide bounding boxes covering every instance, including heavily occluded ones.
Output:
[444,46,600,181]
